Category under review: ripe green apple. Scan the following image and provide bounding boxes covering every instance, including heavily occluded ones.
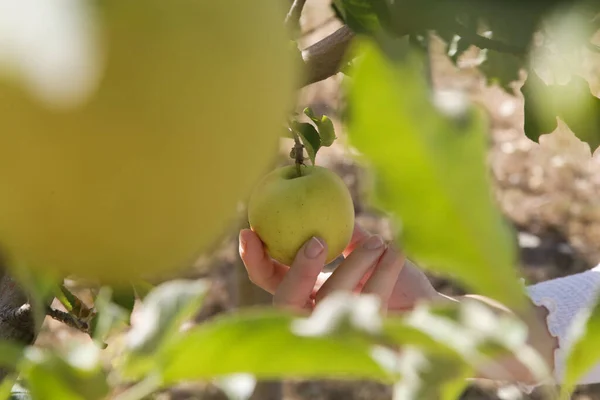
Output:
[0,0,297,283]
[248,165,355,266]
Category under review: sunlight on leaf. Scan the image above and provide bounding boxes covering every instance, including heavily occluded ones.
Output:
[561,293,600,399]
[158,307,392,384]
[345,38,527,310]
[126,279,209,354]
[21,344,108,400]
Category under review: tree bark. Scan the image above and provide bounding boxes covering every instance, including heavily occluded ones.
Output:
[301,25,355,86]
[0,268,37,382]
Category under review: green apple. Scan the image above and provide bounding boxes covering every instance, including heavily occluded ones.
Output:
[248,165,355,266]
[0,0,297,283]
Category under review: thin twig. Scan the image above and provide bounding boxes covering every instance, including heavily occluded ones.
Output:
[46,307,89,334]
[285,0,307,33]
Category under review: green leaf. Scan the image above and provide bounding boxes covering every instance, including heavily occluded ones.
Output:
[521,71,600,151]
[293,122,321,165]
[21,345,108,400]
[120,280,209,378]
[110,283,137,324]
[478,50,524,92]
[345,38,527,311]
[0,341,24,368]
[146,294,394,383]
[0,377,24,400]
[132,281,155,300]
[393,350,471,400]
[521,70,559,142]
[126,279,208,354]
[304,108,337,147]
[333,0,382,34]
[561,296,600,398]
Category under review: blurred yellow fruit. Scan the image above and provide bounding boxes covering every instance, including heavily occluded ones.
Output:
[0,0,298,282]
[248,165,355,266]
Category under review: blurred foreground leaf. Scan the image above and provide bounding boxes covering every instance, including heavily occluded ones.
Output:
[20,345,108,400]
[153,293,394,384]
[345,38,527,310]
[561,293,600,398]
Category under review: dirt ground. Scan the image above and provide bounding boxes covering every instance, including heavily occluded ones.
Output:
[34,1,600,399]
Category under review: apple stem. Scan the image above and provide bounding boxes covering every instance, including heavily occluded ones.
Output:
[291,131,304,177]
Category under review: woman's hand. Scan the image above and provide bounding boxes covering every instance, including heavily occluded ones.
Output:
[238,223,443,313]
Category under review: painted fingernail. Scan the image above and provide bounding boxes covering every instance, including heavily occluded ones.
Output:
[304,237,325,259]
[364,235,384,250]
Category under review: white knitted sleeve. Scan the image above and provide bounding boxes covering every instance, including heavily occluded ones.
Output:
[525,264,600,386]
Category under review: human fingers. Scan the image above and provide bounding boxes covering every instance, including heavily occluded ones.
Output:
[273,237,328,310]
[315,235,386,303]
[239,229,289,294]
[361,244,406,308]
[342,223,371,258]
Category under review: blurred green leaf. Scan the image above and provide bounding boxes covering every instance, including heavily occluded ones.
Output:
[345,38,527,310]
[521,71,600,151]
[478,50,524,92]
[159,308,391,384]
[111,284,137,324]
[521,70,559,142]
[132,281,155,301]
[304,108,337,147]
[0,341,23,368]
[0,375,19,400]
[333,0,382,34]
[293,122,321,165]
[561,296,600,398]
[119,280,209,378]
[21,345,108,400]
[393,350,471,400]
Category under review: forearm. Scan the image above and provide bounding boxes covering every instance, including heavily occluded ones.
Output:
[444,266,600,387]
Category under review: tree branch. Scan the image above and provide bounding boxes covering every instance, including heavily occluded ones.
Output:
[46,307,90,334]
[301,25,356,86]
[0,271,37,382]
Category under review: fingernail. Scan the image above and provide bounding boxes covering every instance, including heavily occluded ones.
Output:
[239,230,249,255]
[304,237,325,259]
[364,235,384,250]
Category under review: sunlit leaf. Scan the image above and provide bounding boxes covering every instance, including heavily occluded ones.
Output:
[521,70,559,142]
[521,71,600,151]
[345,38,527,310]
[110,283,137,324]
[561,296,600,398]
[121,294,397,384]
[159,308,392,384]
[126,279,209,354]
[478,50,524,92]
[332,0,382,34]
[304,108,337,147]
[0,341,24,368]
[21,345,108,400]
[393,347,471,400]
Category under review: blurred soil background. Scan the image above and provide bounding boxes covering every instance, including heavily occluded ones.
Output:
[34,1,600,399]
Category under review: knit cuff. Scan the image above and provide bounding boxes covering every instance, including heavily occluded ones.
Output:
[525,265,600,387]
